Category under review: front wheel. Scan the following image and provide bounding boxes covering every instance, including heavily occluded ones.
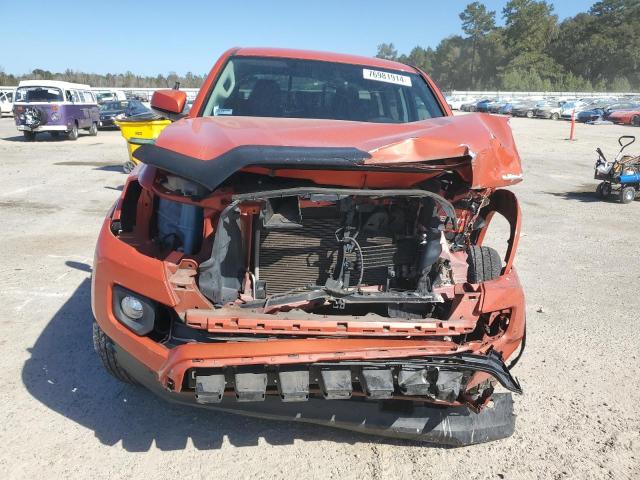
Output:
[92,322,137,384]
[526,110,534,118]
[466,246,502,283]
[122,161,136,174]
[551,113,559,120]
[596,182,611,198]
[620,186,636,204]
[67,123,78,140]
[89,121,98,136]
[632,115,640,127]
[23,131,36,141]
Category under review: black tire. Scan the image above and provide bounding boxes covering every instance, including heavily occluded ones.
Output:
[67,122,78,140]
[551,112,559,120]
[620,186,636,204]
[23,131,36,141]
[92,322,137,384]
[596,182,611,198]
[632,115,640,127]
[467,245,502,283]
[89,121,98,136]
[526,110,533,119]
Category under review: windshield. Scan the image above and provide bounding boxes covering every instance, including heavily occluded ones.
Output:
[15,86,64,103]
[126,100,149,116]
[201,56,444,123]
[100,101,127,111]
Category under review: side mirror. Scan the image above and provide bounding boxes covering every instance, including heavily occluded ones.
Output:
[151,89,187,118]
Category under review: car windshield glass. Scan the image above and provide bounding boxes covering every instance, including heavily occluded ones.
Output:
[201,56,444,123]
[15,87,64,103]
[100,101,125,111]
[126,101,148,115]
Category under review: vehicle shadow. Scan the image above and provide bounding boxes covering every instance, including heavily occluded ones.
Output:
[543,190,609,203]
[21,276,418,452]
[3,133,68,142]
[93,165,124,173]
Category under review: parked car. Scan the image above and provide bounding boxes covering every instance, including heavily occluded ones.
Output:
[534,101,563,120]
[0,90,14,117]
[577,107,607,123]
[560,101,587,120]
[461,98,491,112]
[577,101,635,122]
[497,102,517,115]
[127,93,150,102]
[91,48,526,444]
[476,98,496,112]
[96,90,127,104]
[12,80,99,140]
[459,100,477,111]
[511,101,538,118]
[608,108,640,126]
[446,95,475,110]
[499,100,536,116]
[488,100,511,114]
[99,100,150,128]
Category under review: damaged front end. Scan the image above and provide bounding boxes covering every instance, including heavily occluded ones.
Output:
[92,113,525,418]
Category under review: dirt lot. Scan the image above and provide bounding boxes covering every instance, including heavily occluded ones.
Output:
[0,115,638,479]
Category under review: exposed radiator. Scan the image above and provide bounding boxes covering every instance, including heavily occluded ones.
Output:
[258,218,416,295]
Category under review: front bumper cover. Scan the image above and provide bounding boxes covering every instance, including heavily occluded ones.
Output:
[116,344,517,446]
[93,205,525,408]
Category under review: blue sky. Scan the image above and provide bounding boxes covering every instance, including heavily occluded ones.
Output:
[1,0,596,76]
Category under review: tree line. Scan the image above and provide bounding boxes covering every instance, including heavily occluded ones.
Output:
[1,0,638,92]
[377,0,640,92]
[0,68,206,89]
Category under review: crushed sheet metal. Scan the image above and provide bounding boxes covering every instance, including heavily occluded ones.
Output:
[151,113,522,189]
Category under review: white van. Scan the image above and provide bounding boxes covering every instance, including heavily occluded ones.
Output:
[0,90,13,116]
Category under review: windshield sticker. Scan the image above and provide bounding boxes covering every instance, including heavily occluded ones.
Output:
[363,69,412,87]
[213,106,233,116]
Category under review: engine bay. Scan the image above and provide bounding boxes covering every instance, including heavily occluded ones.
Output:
[193,186,473,320]
[112,167,511,335]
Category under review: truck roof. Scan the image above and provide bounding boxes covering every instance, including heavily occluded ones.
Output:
[234,47,416,73]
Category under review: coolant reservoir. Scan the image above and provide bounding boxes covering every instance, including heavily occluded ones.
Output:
[157,198,203,254]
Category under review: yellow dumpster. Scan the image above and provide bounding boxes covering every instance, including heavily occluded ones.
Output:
[115,115,171,173]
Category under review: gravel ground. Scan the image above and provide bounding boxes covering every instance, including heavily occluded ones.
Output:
[0,115,638,480]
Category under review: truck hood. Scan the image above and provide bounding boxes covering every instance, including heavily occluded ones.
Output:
[134,113,522,190]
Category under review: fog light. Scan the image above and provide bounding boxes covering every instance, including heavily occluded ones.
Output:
[121,296,144,319]
[112,285,156,336]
